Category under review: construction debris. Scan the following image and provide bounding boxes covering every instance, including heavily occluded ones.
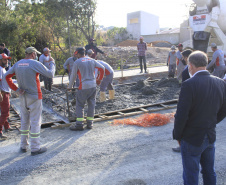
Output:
[96,46,170,69]
[155,77,180,88]
[141,86,158,95]
[131,80,149,90]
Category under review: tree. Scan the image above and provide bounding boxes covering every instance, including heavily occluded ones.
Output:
[0,0,98,74]
[106,27,129,45]
[69,0,97,42]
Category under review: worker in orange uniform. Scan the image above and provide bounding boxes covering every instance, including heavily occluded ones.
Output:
[68,48,105,131]
[87,49,115,102]
[207,43,226,78]
[5,47,55,155]
[0,53,12,140]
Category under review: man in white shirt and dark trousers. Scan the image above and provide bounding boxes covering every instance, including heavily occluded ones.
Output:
[39,47,54,91]
[167,45,177,78]
[137,36,147,73]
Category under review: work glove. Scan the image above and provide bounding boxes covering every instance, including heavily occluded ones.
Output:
[65,69,69,74]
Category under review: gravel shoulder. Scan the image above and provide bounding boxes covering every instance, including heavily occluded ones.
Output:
[1,109,226,185]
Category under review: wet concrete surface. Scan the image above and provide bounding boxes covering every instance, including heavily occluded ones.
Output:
[36,76,180,119]
[0,109,226,185]
[94,78,180,115]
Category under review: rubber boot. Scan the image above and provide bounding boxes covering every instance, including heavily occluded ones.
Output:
[109,90,115,100]
[100,91,106,102]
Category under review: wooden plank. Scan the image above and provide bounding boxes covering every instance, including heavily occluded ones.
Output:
[15,125,21,131]
[97,99,178,116]
[98,115,108,119]
[10,104,20,117]
[51,123,71,129]
[41,120,65,126]
[51,105,177,129]
[139,108,148,113]
[118,112,125,115]
[9,117,20,121]
[93,106,177,123]
[160,104,168,108]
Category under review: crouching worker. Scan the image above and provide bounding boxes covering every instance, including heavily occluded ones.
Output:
[87,49,115,102]
[68,48,105,131]
[5,47,55,155]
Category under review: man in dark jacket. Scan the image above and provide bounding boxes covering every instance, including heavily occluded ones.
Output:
[85,38,106,59]
[181,49,193,82]
[173,51,226,185]
[172,49,193,152]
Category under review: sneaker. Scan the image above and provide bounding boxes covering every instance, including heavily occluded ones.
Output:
[140,71,143,73]
[0,133,7,140]
[20,147,28,153]
[69,124,84,131]
[31,147,47,156]
[172,146,181,153]
[145,71,148,73]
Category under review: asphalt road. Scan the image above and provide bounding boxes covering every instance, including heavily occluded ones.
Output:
[0,109,226,185]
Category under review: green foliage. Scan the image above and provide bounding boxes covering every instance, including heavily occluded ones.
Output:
[0,0,97,74]
[106,27,129,45]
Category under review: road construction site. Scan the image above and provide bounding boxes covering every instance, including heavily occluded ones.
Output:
[1,0,226,183]
[1,65,226,185]
[1,109,226,185]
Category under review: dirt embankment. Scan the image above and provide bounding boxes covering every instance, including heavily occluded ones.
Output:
[96,46,170,69]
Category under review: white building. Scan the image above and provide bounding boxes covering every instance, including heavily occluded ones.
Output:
[127,11,160,40]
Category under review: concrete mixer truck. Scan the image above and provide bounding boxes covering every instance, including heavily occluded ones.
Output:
[188,0,226,59]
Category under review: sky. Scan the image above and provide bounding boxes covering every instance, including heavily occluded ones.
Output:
[96,0,194,28]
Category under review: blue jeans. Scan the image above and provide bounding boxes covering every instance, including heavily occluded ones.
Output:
[180,135,216,185]
[138,56,147,72]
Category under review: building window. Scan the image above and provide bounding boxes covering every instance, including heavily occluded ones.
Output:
[129,18,139,24]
